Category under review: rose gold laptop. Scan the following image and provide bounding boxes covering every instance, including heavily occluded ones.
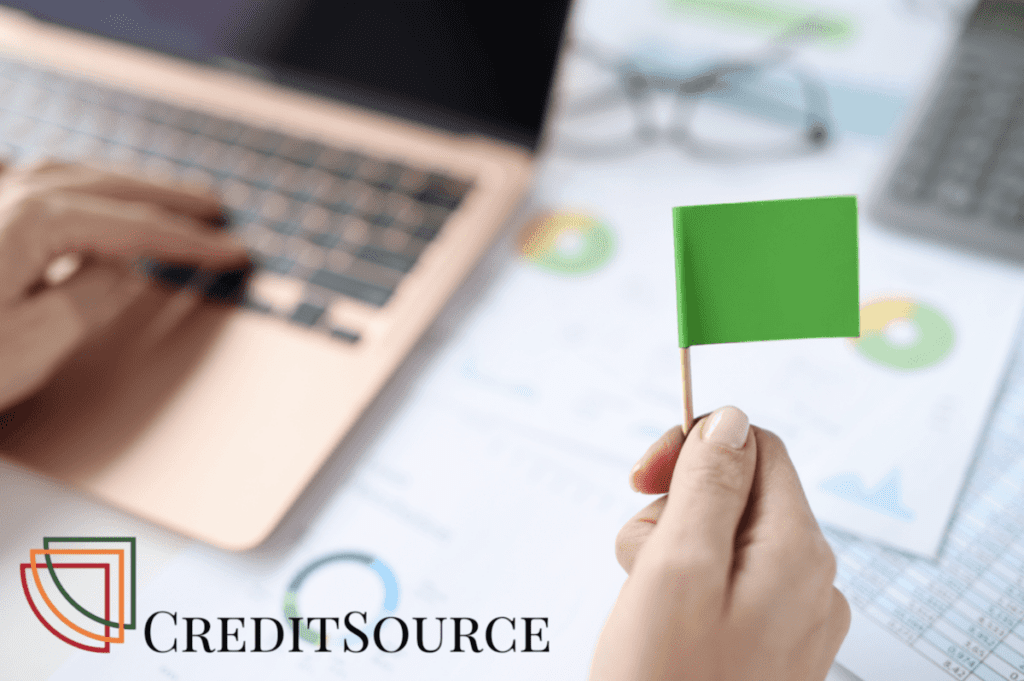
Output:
[0,1,572,549]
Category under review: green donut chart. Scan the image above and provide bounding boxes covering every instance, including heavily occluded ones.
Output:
[852,298,954,370]
[518,211,615,275]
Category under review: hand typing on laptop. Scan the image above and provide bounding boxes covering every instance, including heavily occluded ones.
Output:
[591,406,851,681]
[0,160,247,412]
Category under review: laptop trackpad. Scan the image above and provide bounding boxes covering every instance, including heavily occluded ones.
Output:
[0,285,231,480]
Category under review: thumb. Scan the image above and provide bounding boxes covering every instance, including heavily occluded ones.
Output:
[652,406,756,568]
[0,265,144,408]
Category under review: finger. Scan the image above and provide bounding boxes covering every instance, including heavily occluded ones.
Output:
[21,163,224,222]
[828,587,852,647]
[615,495,667,573]
[739,427,820,547]
[629,427,681,494]
[0,291,81,407]
[2,191,247,295]
[813,588,852,680]
[629,413,713,494]
[134,288,203,351]
[0,264,143,407]
[651,405,756,567]
[58,262,148,333]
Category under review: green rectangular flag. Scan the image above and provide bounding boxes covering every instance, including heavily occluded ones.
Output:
[674,196,859,347]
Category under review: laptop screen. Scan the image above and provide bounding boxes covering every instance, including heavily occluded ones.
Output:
[0,1,572,150]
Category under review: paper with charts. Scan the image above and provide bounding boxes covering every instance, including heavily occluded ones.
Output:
[438,208,1024,557]
[829,353,1024,681]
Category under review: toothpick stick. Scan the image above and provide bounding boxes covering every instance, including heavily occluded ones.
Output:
[680,346,694,436]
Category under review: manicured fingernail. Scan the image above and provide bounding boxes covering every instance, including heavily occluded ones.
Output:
[701,406,749,449]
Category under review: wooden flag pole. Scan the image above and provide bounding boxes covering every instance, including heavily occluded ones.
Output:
[680,346,694,436]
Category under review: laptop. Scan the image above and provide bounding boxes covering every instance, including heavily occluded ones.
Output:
[0,1,572,549]
[872,0,1024,261]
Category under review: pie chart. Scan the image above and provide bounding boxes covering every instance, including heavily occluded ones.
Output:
[852,297,954,370]
[283,552,399,647]
[518,211,615,275]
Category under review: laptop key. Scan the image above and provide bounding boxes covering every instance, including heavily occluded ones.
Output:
[329,327,361,343]
[309,268,392,307]
[238,127,285,155]
[277,138,323,166]
[308,231,341,248]
[290,302,326,327]
[319,149,363,179]
[412,174,469,210]
[205,117,247,144]
[356,245,416,273]
[267,219,301,236]
[177,110,212,135]
[260,254,297,275]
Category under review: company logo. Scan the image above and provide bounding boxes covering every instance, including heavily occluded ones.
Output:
[20,537,136,652]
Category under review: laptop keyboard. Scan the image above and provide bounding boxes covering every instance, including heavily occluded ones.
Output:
[0,58,474,343]
[883,40,1024,228]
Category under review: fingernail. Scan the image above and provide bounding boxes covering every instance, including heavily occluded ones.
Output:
[701,406,749,449]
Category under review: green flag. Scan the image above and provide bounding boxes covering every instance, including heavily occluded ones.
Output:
[674,196,859,347]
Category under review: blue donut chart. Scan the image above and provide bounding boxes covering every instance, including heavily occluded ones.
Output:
[283,552,399,647]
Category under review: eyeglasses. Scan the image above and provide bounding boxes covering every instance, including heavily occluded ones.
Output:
[553,18,836,162]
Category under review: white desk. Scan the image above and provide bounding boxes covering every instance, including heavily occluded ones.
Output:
[2,0,971,678]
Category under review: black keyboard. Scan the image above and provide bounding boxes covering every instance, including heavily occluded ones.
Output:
[0,58,474,343]
[872,9,1024,262]
[886,47,1024,220]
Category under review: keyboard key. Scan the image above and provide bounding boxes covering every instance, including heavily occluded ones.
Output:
[364,212,395,228]
[326,249,354,271]
[291,302,326,327]
[260,254,297,275]
[267,219,300,236]
[177,110,212,135]
[142,99,185,125]
[221,179,256,209]
[319,149,363,179]
[288,168,331,202]
[309,268,392,307]
[238,127,284,155]
[321,181,355,212]
[205,117,246,144]
[342,218,369,245]
[297,204,330,231]
[329,327,361,342]
[380,227,410,252]
[361,160,404,191]
[277,138,323,165]
[936,180,976,211]
[412,173,469,209]
[308,232,341,248]
[356,245,416,272]
[292,241,326,269]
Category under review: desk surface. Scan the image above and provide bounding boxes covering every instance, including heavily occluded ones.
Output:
[1,0,986,679]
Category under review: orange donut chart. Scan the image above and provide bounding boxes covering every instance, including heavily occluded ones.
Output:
[518,211,615,275]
